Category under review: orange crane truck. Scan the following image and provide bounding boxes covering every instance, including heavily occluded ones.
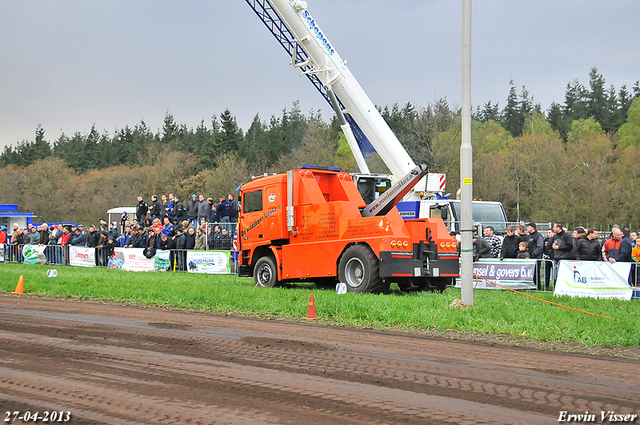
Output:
[237,164,459,293]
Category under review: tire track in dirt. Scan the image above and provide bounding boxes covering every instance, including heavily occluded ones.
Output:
[0,332,550,425]
[0,296,638,424]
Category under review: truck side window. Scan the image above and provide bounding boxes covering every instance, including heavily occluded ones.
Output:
[243,190,263,213]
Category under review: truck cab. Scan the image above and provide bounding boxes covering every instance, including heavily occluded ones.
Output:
[398,199,509,235]
[237,166,459,293]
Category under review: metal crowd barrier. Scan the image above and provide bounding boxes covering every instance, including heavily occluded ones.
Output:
[2,244,238,275]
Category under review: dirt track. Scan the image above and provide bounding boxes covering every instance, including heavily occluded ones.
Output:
[0,295,638,424]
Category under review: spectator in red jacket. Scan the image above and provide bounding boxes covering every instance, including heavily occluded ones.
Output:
[60,227,71,247]
[603,226,622,262]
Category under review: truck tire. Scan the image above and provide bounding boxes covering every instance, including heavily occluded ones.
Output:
[254,256,279,288]
[338,245,385,293]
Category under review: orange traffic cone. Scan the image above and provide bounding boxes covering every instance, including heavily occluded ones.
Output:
[12,275,24,294]
[306,293,317,320]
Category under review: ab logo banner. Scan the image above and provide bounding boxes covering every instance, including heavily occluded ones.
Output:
[555,260,633,300]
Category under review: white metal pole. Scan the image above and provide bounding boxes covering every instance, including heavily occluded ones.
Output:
[460,0,474,306]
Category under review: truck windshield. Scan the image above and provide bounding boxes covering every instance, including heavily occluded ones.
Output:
[451,201,508,234]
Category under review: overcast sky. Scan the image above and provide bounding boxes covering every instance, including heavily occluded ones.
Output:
[1,0,638,150]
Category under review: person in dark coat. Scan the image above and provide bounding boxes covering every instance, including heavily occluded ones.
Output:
[516,241,530,259]
[473,237,492,261]
[173,226,188,271]
[217,196,230,226]
[39,224,50,246]
[173,195,187,221]
[526,222,545,290]
[614,228,634,263]
[551,223,574,260]
[574,228,602,261]
[149,195,163,221]
[198,195,211,224]
[185,227,196,250]
[526,222,544,259]
[129,226,148,248]
[86,225,101,248]
[220,227,232,250]
[159,233,175,250]
[550,222,574,288]
[136,195,149,223]
[98,235,116,266]
[500,226,521,259]
[187,194,199,225]
[209,202,219,224]
[148,227,163,250]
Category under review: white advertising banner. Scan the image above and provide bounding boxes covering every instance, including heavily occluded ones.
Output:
[0,244,4,262]
[68,246,96,267]
[186,250,230,274]
[111,248,170,271]
[555,260,633,301]
[112,248,152,271]
[455,259,537,290]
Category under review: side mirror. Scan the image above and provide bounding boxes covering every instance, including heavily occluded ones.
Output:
[472,223,483,239]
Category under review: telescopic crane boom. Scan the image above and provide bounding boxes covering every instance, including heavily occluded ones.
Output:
[245,0,416,183]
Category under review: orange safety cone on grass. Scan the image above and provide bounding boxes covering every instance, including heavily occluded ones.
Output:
[12,275,24,294]
[306,293,317,320]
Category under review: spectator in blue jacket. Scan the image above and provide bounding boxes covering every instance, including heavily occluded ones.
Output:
[70,228,86,246]
[161,216,175,237]
[117,226,132,247]
[218,196,230,228]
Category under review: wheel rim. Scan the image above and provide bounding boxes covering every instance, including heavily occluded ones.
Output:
[344,257,365,288]
[257,263,272,285]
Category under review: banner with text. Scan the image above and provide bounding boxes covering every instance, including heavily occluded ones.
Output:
[186,250,230,274]
[111,248,170,272]
[455,259,537,290]
[555,260,633,300]
[69,246,96,267]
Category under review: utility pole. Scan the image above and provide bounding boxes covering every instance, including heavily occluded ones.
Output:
[460,0,474,306]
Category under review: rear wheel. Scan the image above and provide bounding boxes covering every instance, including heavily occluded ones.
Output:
[338,245,386,293]
[254,256,279,288]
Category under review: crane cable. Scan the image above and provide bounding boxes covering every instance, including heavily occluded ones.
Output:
[472,274,624,322]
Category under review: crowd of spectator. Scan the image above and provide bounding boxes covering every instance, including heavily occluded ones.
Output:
[0,192,240,262]
[472,222,640,290]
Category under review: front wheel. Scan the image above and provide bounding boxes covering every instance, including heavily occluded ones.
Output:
[338,245,386,293]
[254,256,279,288]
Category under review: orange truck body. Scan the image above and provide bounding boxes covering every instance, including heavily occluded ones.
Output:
[237,167,459,292]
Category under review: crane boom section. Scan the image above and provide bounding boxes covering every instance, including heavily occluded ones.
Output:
[248,0,416,180]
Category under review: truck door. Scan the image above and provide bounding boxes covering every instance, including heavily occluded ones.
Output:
[239,184,285,245]
[263,184,284,241]
[239,189,265,244]
[428,204,455,233]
